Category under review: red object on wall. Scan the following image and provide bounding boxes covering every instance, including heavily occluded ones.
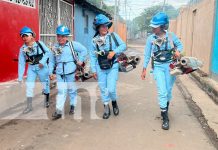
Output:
[0,0,39,82]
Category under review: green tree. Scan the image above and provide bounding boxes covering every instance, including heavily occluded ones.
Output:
[132,4,179,33]
[87,0,124,21]
[87,0,117,15]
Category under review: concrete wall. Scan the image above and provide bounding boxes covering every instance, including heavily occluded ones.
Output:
[110,21,127,43]
[169,0,216,74]
[168,20,177,33]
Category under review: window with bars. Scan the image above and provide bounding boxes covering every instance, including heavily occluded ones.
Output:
[39,0,73,47]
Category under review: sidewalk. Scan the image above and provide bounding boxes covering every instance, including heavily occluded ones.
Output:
[191,71,218,104]
[176,73,218,148]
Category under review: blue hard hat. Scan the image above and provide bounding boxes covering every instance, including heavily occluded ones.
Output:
[56,25,70,35]
[20,26,34,36]
[93,14,112,30]
[150,12,169,28]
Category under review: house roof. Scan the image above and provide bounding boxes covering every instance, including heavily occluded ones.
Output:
[74,0,112,19]
[64,0,73,4]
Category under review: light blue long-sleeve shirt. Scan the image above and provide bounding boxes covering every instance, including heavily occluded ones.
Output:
[143,31,183,69]
[49,41,88,75]
[18,41,50,81]
[89,32,127,73]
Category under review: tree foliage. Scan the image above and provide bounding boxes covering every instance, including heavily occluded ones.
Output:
[87,0,117,15]
[132,4,179,33]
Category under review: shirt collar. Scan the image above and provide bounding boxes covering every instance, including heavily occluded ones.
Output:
[55,41,70,47]
[96,32,111,38]
[153,31,169,39]
[22,41,38,49]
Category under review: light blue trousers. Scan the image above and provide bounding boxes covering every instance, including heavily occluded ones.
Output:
[56,74,77,112]
[26,65,50,97]
[153,63,176,109]
[96,63,119,104]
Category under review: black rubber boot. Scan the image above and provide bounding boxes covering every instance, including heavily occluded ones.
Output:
[166,102,170,112]
[112,101,119,116]
[69,105,75,115]
[23,97,33,114]
[103,104,111,119]
[161,109,169,130]
[44,93,50,108]
[52,110,62,120]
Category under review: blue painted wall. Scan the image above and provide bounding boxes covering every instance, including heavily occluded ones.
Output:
[74,4,97,51]
[211,1,218,75]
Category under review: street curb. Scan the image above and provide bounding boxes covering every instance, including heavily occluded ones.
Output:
[190,71,218,105]
[176,78,218,149]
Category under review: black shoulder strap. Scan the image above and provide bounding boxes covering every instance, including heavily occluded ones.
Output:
[36,41,45,54]
[165,37,168,51]
[96,44,100,51]
[111,32,119,47]
[25,52,30,58]
[69,41,78,64]
[96,33,118,51]
[109,35,112,50]
[154,36,161,51]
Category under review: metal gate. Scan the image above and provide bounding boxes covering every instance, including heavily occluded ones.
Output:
[39,0,73,47]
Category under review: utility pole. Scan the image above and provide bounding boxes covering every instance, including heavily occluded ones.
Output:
[163,0,166,12]
[124,0,127,22]
[114,0,118,32]
[117,0,120,32]
[124,0,128,43]
[100,0,103,9]
[129,8,132,39]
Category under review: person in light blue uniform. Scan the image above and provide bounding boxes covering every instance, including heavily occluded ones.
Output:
[49,25,87,120]
[18,26,50,114]
[141,12,183,130]
[90,14,126,119]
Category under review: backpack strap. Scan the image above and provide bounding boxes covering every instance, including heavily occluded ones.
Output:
[165,37,168,51]
[36,41,45,54]
[69,41,78,64]
[153,36,161,51]
[111,32,119,47]
[36,41,49,64]
[109,35,112,50]
[96,44,100,51]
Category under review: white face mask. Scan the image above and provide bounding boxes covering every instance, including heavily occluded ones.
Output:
[93,35,107,47]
